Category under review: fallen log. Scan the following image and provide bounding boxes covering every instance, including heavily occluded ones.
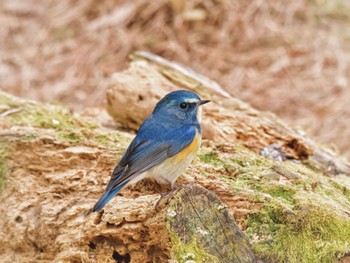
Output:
[0,52,350,262]
[0,92,255,262]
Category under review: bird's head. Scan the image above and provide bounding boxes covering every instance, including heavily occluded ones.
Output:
[153,90,210,124]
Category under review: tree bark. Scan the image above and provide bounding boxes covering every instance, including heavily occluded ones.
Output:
[167,186,256,263]
[0,93,256,262]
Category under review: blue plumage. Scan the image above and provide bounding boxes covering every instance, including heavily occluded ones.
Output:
[92,90,209,212]
[93,183,127,212]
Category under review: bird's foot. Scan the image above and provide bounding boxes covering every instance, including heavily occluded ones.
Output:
[155,181,196,210]
[173,181,195,190]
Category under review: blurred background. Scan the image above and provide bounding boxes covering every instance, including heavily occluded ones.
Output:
[1,0,350,158]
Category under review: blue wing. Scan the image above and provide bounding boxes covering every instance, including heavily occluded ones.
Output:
[93,117,196,212]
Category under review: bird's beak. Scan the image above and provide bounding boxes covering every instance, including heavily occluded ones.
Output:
[199,99,210,106]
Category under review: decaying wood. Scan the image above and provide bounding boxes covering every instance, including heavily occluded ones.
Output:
[1,51,350,262]
[0,122,256,262]
[106,51,350,176]
[168,186,256,262]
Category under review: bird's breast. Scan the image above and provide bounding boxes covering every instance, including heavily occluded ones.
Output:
[173,131,201,163]
[142,130,201,186]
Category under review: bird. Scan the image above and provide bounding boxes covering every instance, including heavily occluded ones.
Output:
[92,90,210,212]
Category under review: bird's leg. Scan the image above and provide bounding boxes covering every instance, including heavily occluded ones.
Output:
[164,181,195,202]
[173,181,195,189]
[155,179,196,210]
[155,177,172,209]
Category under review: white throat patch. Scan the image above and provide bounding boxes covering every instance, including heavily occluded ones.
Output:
[196,106,202,123]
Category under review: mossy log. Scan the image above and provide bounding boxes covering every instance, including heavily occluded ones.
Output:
[0,92,256,262]
[1,51,350,263]
[168,186,255,262]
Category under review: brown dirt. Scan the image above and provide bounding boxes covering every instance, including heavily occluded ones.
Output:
[1,0,350,157]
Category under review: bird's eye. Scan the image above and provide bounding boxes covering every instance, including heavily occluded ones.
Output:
[179,102,188,110]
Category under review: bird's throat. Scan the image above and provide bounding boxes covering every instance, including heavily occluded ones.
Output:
[196,106,202,123]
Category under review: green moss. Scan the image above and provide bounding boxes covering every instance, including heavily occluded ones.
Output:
[264,185,296,204]
[329,180,350,201]
[230,146,272,176]
[8,104,86,130]
[215,147,273,192]
[93,132,131,150]
[250,206,350,263]
[93,133,117,147]
[167,195,220,263]
[198,148,224,167]
[0,91,132,150]
[245,206,279,238]
[196,144,350,262]
[0,142,9,192]
[0,91,95,131]
[0,93,14,105]
[57,132,83,145]
[169,231,219,263]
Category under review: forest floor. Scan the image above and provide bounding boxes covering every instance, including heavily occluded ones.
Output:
[1,0,350,158]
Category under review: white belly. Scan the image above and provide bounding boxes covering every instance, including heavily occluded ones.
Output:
[128,134,201,187]
[143,150,197,186]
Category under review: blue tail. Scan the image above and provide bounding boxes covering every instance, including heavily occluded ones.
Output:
[92,183,126,212]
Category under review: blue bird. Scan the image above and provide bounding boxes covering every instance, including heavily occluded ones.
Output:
[93,90,210,212]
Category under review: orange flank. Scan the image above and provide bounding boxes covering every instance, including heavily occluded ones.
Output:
[173,130,201,162]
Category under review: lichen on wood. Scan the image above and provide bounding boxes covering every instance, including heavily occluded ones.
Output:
[194,144,350,262]
[167,186,256,263]
[0,91,257,262]
[0,140,9,193]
